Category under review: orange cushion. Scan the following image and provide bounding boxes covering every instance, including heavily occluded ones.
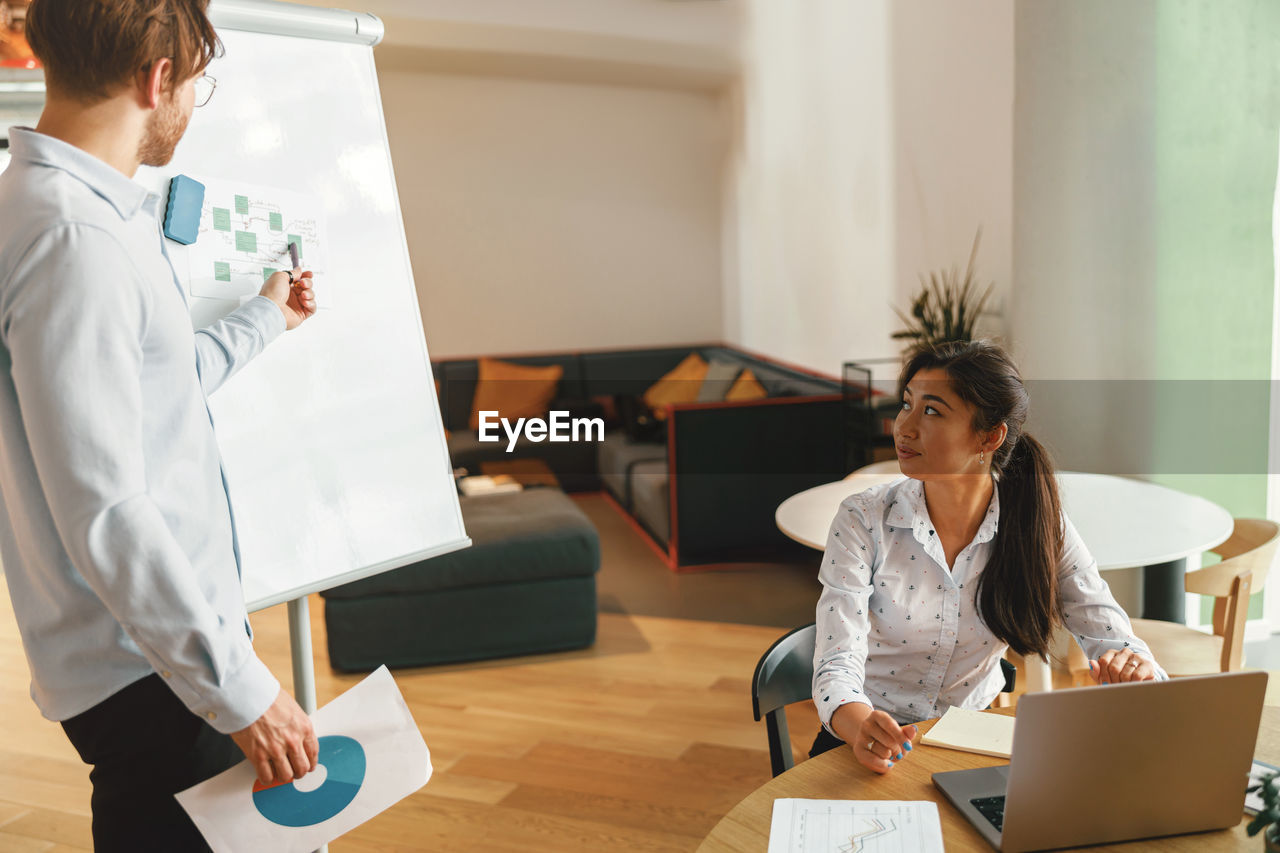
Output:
[643,353,709,420]
[725,368,767,402]
[468,358,564,431]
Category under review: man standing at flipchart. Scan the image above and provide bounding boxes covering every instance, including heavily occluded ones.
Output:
[0,1,321,849]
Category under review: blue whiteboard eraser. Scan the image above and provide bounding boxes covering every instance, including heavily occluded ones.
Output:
[164,174,205,245]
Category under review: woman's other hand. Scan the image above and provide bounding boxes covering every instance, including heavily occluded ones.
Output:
[1089,649,1156,684]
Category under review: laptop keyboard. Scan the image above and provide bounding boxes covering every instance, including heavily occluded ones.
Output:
[970,795,1006,832]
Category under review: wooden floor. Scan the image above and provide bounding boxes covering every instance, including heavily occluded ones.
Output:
[0,582,834,851]
[0,491,1063,851]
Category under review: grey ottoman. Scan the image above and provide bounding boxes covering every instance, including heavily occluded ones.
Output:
[321,488,600,671]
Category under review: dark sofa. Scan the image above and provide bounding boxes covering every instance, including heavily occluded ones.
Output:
[435,343,846,570]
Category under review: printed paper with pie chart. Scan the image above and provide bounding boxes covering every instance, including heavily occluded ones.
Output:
[175,666,431,853]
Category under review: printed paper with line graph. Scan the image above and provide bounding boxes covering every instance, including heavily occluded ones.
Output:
[185,176,332,308]
[767,799,944,853]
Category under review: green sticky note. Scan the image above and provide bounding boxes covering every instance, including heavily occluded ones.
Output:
[234,195,249,215]
[212,208,231,232]
[287,234,302,253]
[262,268,278,283]
[235,231,257,253]
[269,212,283,232]
[214,261,231,282]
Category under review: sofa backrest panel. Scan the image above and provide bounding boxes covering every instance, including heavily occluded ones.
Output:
[578,347,714,397]
[701,347,841,397]
[435,355,585,431]
[746,364,840,397]
[434,345,841,431]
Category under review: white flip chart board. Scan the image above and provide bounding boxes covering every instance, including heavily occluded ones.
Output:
[136,0,468,610]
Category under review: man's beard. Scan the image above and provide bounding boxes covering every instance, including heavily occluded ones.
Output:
[137,92,191,167]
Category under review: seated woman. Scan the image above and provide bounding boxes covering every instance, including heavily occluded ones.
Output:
[812,340,1166,774]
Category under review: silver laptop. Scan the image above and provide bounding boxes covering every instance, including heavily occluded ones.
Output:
[933,671,1267,852]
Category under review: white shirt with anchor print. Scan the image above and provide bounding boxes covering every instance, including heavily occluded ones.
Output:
[813,476,1167,732]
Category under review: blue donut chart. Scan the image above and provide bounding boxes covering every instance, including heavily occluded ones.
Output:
[252,735,366,827]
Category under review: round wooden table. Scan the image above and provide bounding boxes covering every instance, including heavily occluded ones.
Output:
[698,706,1280,852]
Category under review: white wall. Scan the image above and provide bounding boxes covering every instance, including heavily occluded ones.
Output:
[379,69,728,357]
[725,1,897,378]
[890,0,1014,345]
[1010,1,1160,386]
[725,0,1014,380]
[1009,1,1160,486]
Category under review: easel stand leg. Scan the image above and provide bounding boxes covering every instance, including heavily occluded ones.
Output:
[287,596,327,853]
[287,597,317,713]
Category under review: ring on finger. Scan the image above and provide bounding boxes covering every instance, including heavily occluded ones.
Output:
[866,739,877,753]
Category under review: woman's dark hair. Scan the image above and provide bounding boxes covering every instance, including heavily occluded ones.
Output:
[898,340,1063,659]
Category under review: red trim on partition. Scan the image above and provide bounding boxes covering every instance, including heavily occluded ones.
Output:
[666,406,680,570]
[596,488,676,570]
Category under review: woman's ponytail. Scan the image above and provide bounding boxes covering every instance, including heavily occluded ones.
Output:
[976,433,1064,659]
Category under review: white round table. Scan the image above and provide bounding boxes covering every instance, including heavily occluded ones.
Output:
[777,471,1233,692]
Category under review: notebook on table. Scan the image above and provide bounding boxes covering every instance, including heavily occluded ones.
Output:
[920,706,1014,759]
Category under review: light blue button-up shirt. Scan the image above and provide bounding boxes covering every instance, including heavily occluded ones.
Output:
[0,128,284,733]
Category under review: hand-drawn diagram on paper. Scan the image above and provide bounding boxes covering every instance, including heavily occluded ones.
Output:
[186,176,332,308]
[767,800,944,853]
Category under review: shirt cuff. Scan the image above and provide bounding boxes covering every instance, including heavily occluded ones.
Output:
[239,295,288,346]
[176,651,281,734]
[816,688,873,736]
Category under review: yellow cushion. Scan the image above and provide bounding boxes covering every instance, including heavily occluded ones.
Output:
[468,358,564,431]
[1129,617,1226,676]
[725,368,768,402]
[643,353,709,420]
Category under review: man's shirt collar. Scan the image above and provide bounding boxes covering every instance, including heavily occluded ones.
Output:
[8,127,150,221]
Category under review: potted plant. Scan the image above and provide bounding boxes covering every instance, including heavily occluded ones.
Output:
[891,228,996,351]
[1247,770,1280,850]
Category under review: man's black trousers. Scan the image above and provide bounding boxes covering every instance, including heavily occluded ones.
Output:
[60,673,244,852]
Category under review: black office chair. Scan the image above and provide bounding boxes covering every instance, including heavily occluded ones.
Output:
[752,624,817,777]
[751,622,1017,777]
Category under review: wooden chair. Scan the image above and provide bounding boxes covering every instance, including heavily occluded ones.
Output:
[1121,519,1279,677]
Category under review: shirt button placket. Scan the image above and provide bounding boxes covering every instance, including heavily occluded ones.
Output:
[932,586,961,695]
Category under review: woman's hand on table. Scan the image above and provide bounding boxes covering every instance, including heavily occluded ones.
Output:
[833,703,919,774]
[1088,649,1157,684]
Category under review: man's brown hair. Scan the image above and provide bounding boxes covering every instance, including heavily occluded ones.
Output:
[26,0,220,101]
